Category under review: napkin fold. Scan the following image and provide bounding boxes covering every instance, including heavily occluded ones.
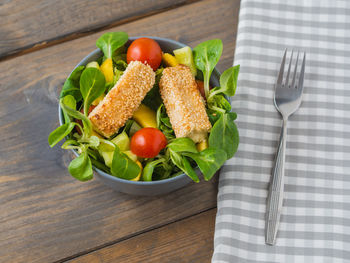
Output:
[213,0,350,262]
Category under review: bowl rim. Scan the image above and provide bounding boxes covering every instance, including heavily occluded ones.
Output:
[58,36,221,185]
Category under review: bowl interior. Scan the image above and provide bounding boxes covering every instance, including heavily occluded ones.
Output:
[59,36,220,186]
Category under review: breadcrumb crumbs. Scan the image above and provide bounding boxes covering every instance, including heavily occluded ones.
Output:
[89,61,155,137]
[159,65,211,143]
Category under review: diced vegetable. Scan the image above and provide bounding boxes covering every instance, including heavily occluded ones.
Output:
[100,58,114,83]
[173,46,197,76]
[92,94,104,106]
[133,104,157,128]
[196,139,208,152]
[98,142,114,167]
[162,53,178,67]
[129,121,142,137]
[123,150,138,162]
[99,140,136,168]
[111,132,130,151]
[100,150,114,167]
[86,61,100,69]
[131,161,143,181]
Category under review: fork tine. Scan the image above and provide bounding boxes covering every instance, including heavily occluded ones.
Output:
[276,49,287,86]
[285,50,293,87]
[298,52,306,91]
[291,51,300,89]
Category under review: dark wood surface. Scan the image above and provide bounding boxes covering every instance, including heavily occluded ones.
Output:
[68,209,216,263]
[0,0,193,60]
[0,0,240,262]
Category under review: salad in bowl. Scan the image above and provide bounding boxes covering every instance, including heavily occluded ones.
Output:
[49,31,239,185]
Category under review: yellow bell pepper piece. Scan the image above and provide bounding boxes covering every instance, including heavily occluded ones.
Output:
[131,161,143,181]
[133,104,157,128]
[92,94,105,106]
[100,58,114,83]
[196,139,208,152]
[162,53,179,67]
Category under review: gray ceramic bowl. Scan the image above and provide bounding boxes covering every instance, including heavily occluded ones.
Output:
[59,36,220,196]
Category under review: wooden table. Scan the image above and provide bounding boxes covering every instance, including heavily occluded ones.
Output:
[0,1,240,262]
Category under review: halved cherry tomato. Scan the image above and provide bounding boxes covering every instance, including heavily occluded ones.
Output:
[127,38,162,71]
[130,128,167,158]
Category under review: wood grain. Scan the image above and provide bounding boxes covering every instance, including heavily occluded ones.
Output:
[68,209,216,263]
[0,0,240,262]
[0,0,192,59]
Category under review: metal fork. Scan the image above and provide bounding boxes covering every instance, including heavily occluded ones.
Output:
[265,49,306,245]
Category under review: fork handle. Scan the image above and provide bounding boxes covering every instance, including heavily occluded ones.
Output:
[265,118,287,245]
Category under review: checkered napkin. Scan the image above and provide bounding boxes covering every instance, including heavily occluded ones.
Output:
[212,0,350,262]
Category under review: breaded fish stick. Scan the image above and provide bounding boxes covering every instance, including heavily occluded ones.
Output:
[89,61,155,137]
[159,65,212,143]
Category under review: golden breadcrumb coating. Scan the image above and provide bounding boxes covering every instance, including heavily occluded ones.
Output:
[89,61,155,137]
[159,65,212,143]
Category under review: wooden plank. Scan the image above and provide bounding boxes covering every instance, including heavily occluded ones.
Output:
[0,0,192,59]
[0,0,240,262]
[68,209,217,263]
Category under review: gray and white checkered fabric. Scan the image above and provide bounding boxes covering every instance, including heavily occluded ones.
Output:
[212,0,350,262]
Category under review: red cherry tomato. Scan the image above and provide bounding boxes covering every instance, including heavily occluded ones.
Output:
[127,38,162,71]
[130,128,167,158]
